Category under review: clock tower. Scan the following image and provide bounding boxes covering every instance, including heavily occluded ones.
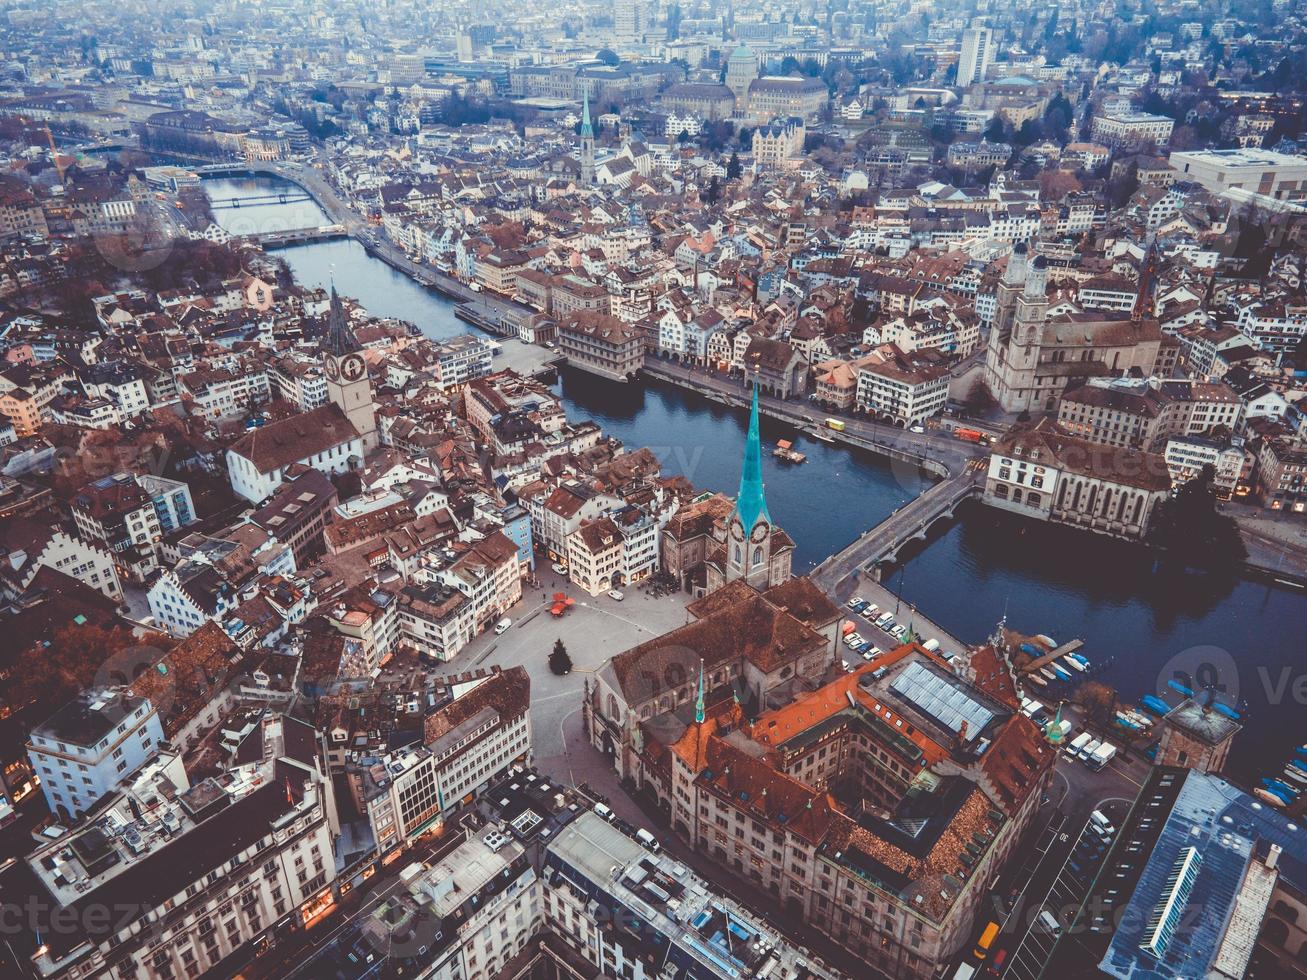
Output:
[322,286,378,453]
[726,384,775,588]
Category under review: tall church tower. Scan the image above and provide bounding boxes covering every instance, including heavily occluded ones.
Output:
[579,89,595,187]
[322,285,378,453]
[985,242,1051,413]
[726,385,775,588]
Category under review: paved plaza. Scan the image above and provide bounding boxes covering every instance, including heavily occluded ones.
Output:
[436,568,692,767]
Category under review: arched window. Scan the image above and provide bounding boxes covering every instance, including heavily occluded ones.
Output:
[752,546,763,566]
[733,543,741,565]
[1012,488,1023,503]
[1027,493,1042,508]
[607,694,621,723]
[994,484,1009,498]
[1132,494,1144,524]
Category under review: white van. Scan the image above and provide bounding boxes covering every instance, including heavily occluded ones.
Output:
[593,802,614,822]
[1038,909,1062,935]
[635,828,661,852]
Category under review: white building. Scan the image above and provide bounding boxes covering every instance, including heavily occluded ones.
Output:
[226,404,363,504]
[1090,108,1174,149]
[856,354,951,426]
[1169,148,1307,206]
[543,811,844,980]
[957,25,994,86]
[26,715,337,980]
[27,689,166,819]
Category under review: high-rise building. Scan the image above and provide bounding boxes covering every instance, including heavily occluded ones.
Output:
[614,0,645,41]
[957,25,993,86]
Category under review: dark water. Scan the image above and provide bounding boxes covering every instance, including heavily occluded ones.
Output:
[205,176,1307,788]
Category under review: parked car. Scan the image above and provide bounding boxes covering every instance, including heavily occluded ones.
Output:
[494,618,512,635]
[843,632,865,648]
[608,589,625,601]
[551,562,569,575]
[846,596,868,611]
[890,624,909,641]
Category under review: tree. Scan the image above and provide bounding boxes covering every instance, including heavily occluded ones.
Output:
[1149,466,1247,573]
[1072,681,1119,725]
[704,175,720,204]
[726,151,742,179]
[549,639,573,675]
[962,377,997,415]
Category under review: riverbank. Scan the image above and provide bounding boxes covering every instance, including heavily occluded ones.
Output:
[203,174,1307,789]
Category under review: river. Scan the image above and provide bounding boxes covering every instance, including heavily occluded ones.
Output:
[206,175,1307,787]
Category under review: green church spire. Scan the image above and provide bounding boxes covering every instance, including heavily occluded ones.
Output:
[695,659,706,724]
[580,88,593,138]
[734,383,771,531]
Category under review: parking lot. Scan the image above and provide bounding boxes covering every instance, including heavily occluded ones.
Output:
[835,587,968,667]
[1001,799,1127,980]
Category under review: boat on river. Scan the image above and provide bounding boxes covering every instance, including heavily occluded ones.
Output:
[1064,654,1087,672]
[772,440,806,464]
[1167,680,1194,697]
[1140,695,1173,716]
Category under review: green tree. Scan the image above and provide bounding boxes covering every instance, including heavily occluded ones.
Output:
[549,638,573,675]
[1149,466,1247,572]
[726,151,742,179]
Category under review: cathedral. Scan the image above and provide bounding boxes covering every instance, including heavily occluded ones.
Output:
[322,285,378,455]
[983,243,1162,414]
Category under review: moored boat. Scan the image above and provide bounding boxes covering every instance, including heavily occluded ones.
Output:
[1140,695,1172,716]
[1211,701,1240,720]
[1064,655,1087,672]
[1282,766,1307,786]
[1261,778,1298,802]
[1254,788,1287,807]
[1027,673,1048,687]
[1167,679,1194,697]
[1052,666,1072,681]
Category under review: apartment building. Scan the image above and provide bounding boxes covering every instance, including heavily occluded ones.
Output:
[856,350,951,426]
[544,811,845,980]
[344,667,531,855]
[26,688,166,820]
[71,472,164,583]
[23,715,336,980]
[1056,377,1243,451]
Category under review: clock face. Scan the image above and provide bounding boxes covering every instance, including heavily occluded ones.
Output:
[323,356,340,381]
[341,354,366,381]
[751,522,769,543]
[729,520,745,542]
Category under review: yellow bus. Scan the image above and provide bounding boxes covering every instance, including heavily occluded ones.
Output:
[824,418,846,432]
[973,920,1000,959]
